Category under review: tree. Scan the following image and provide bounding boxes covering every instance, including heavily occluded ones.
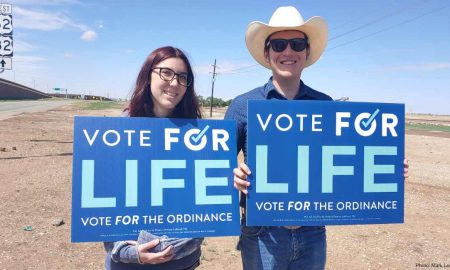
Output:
[197,95,231,107]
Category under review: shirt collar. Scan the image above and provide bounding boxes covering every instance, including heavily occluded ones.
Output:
[263,77,310,100]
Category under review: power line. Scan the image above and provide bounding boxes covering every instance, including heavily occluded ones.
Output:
[223,63,260,73]
[330,2,398,31]
[208,1,447,76]
[328,4,448,51]
[329,0,430,41]
[223,66,265,75]
[210,63,261,75]
[206,61,265,76]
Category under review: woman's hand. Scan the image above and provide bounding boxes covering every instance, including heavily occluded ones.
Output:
[137,239,174,264]
[404,159,409,179]
[233,163,251,194]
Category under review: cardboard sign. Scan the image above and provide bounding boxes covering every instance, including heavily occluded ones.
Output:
[246,100,405,226]
[71,117,239,242]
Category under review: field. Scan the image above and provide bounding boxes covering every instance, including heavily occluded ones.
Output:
[0,101,448,269]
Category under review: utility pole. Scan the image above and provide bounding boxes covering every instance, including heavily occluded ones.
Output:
[210,59,217,118]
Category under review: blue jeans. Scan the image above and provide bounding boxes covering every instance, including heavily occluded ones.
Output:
[238,221,327,270]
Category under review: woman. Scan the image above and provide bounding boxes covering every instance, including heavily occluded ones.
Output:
[104,46,202,270]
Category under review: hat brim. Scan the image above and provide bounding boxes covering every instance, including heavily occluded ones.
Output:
[245,16,328,69]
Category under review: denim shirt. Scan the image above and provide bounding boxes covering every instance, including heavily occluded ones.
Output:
[224,78,333,208]
[103,233,202,270]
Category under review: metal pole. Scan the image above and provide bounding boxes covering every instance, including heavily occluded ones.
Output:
[210,59,217,118]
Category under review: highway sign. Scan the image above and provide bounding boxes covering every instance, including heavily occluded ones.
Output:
[0,3,11,14]
[0,35,12,56]
[0,3,12,62]
[0,14,12,35]
[0,57,11,69]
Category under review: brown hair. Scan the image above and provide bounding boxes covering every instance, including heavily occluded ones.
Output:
[127,46,202,119]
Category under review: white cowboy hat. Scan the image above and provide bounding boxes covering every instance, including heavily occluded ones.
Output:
[245,6,328,69]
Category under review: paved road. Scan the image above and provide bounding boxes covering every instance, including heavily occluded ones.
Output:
[0,100,75,120]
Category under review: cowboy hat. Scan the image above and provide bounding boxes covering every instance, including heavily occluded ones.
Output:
[245,6,328,69]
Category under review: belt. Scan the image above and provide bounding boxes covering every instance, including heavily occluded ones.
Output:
[283,226,302,230]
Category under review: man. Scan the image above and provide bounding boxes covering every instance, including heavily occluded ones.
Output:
[225,6,408,270]
[225,6,331,270]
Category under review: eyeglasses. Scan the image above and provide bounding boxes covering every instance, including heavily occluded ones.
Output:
[266,38,308,53]
[151,67,192,87]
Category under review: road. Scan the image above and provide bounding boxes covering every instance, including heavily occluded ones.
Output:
[0,100,75,120]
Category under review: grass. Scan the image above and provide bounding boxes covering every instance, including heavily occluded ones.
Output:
[76,100,126,110]
[406,123,450,132]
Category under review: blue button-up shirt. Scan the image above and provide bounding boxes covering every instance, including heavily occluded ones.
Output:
[224,78,333,208]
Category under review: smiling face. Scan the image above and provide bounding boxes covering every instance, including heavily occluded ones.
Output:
[265,30,309,83]
[150,57,188,117]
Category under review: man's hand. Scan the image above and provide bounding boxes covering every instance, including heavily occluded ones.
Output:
[404,159,409,179]
[233,163,251,194]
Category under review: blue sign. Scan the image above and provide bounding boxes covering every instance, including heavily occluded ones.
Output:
[71,117,240,242]
[246,100,404,226]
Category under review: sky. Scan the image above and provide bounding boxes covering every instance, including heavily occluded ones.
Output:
[1,0,450,115]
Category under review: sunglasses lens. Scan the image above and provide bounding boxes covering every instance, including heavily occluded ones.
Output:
[269,38,308,52]
[290,39,308,52]
[270,39,288,52]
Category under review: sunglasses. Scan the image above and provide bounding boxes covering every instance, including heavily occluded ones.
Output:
[267,38,308,53]
[151,67,192,87]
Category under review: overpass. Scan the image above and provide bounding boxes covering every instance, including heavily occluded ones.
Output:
[0,78,112,101]
[0,78,51,99]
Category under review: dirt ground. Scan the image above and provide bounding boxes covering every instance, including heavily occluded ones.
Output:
[0,102,448,270]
